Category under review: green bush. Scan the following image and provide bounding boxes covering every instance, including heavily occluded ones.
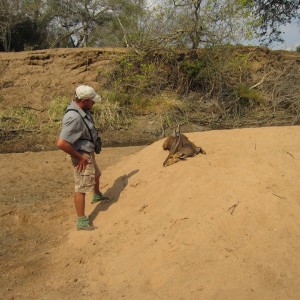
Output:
[48,95,130,132]
[236,84,261,105]
[48,96,70,129]
[109,51,177,105]
[180,59,210,89]
[92,97,131,132]
[109,47,281,120]
[0,106,37,135]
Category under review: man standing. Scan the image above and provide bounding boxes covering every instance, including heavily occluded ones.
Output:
[57,84,108,231]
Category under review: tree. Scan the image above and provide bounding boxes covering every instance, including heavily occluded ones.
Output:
[137,0,256,50]
[134,0,300,50]
[0,0,53,51]
[47,0,109,47]
[246,0,300,43]
[0,0,147,50]
[0,0,21,51]
[49,0,146,48]
[87,0,147,48]
[171,0,255,48]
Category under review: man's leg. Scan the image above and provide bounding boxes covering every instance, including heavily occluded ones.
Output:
[72,153,96,230]
[91,157,109,203]
[92,174,109,203]
[94,174,100,195]
[74,192,85,217]
[74,192,95,230]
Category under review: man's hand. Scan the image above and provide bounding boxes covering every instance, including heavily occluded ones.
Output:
[75,156,91,172]
[57,137,91,172]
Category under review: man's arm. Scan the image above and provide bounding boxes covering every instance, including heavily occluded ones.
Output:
[57,137,90,172]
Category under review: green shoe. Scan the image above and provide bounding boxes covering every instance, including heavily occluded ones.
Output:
[91,192,109,204]
[77,216,96,231]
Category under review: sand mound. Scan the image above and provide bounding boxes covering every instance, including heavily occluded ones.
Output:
[2,126,300,299]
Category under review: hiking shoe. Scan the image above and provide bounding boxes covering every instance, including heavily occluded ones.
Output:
[77,224,97,231]
[77,216,96,231]
[91,192,109,204]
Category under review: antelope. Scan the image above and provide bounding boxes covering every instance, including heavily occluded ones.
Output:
[163,125,206,167]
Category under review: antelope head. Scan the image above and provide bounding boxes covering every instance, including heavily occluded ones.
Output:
[163,152,186,167]
[163,126,184,167]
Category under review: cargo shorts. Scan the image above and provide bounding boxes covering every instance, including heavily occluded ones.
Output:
[71,152,101,193]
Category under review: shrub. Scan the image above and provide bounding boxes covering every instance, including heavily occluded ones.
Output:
[92,97,131,132]
[0,106,37,136]
[48,95,130,132]
[48,96,70,129]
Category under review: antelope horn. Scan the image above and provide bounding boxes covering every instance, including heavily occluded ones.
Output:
[175,124,181,136]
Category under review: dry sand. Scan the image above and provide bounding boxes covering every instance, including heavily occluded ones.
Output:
[1,126,300,299]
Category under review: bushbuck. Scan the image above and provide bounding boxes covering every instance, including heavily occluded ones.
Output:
[163,125,206,167]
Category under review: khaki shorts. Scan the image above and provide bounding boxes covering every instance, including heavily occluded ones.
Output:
[71,152,101,193]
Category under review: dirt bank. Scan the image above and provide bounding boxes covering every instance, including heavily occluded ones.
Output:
[1,47,300,153]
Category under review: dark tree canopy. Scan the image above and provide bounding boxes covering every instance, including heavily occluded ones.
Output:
[251,0,300,43]
[0,0,299,51]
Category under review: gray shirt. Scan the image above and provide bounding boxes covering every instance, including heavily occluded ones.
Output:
[59,101,98,153]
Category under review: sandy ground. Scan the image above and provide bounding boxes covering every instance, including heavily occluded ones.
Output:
[1,126,300,300]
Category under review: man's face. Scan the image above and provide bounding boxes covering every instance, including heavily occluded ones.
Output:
[82,99,95,110]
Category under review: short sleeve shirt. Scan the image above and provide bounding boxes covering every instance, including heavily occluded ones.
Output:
[59,101,98,153]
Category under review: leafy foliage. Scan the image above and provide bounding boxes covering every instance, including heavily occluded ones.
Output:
[48,95,130,132]
[0,106,37,138]
[109,51,178,99]
[0,0,299,51]
[48,96,70,126]
[246,0,300,44]
[91,97,131,132]
[0,0,146,51]
[109,46,267,121]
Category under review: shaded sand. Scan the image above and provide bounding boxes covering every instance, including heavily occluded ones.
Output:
[1,126,300,299]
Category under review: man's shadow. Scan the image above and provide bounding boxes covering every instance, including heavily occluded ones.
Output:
[89,169,139,223]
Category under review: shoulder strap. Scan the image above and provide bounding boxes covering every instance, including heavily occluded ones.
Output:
[65,109,94,143]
